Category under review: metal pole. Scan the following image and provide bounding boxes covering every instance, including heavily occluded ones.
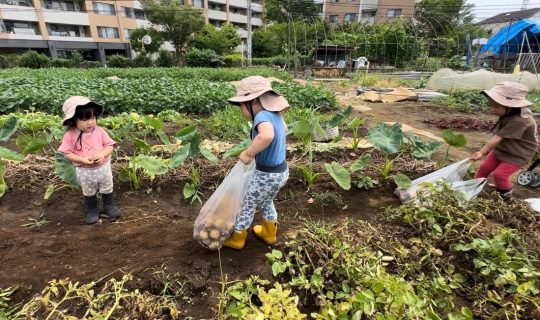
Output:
[247,0,252,67]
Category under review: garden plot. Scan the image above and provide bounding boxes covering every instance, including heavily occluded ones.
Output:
[0,70,539,319]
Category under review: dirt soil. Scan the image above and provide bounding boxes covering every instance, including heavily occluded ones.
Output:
[1,92,539,318]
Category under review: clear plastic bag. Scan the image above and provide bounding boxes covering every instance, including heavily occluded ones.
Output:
[395,158,486,203]
[193,160,255,250]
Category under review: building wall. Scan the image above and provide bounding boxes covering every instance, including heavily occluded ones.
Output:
[375,0,415,22]
[320,0,416,24]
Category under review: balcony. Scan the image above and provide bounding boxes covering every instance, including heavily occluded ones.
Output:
[229,13,247,24]
[207,0,226,5]
[42,11,89,25]
[252,3,262,12]
[48,23,91,41]
[228,0,246,8]
[207,10,226,21]
[251,17,262,26]
[0,0,33,6]
[0,4,38,21]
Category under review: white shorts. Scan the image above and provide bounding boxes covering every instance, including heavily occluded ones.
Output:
[75,162,114,197]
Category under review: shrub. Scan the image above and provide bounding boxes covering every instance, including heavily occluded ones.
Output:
[70,50,83,67]
[184,48,224,68]
[0,55,9,68]
[80,60,102,68]
[18,50,50,68]
[224,53,244,67]
[107,54,132,68]
[51,58,72,68]
[156,50,175,67]
[133,53,153,67]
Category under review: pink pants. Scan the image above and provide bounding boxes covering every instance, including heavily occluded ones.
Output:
[475,151,521,190]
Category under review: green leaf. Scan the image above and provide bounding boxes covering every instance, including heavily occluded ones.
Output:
[137,155,168,178]
[0,183,6,198]
[175,125,197,141]
[169,144,191,168]
[393,173,412,189]
[350,154,371,172]
[44,184,55,200]
[133,138,151,153]
[325,161,351,190]
[183,183,196,199]
[328,106,352,128]
[144,116,164,131]
[199,147,219,164]
[0,116,18,142]
[368,123,403,154]
[0,146,24,161]
[349,117,365,129]
[224,140,250,158]
[408,134,441,160]
[426,310,443,320]
[55,152,79,187]
[18,132,51,155]
[442,129,467,148]
[119,168,131,183]
[461,306,473,319]
[291,120,312,140]
[156,130,171,145]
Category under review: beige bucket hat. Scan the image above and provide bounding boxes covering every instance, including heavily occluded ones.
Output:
[228,76,289,112]
[62,96,103,125]
[482,81,532,108]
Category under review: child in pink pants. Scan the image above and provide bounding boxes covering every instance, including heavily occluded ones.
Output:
[471,81,538,202]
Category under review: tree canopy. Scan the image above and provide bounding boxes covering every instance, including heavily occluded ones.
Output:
[190,23,242,55]
[142,0,205,62]
[129,27,163,53]
[264,0,319,23]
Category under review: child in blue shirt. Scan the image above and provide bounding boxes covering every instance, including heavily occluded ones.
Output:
[223,76,289,249]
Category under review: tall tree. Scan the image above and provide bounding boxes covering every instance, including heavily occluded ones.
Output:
[190,23,242,55]
[264,0,319,23]
[129,27,163,53]
[415,0,474,37]
[142,0,205,62]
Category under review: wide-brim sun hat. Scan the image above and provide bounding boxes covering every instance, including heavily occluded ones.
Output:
[228,76,289,112]
[62,96,104,125]
[481,81,532,108]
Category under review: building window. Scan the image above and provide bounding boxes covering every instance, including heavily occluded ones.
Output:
[48,23,88,37]
[124,28,132,39]
[230,6,247,15]
[3,20,40,34]
[134,9,146,20]
[362,10,376,18]
[192,0,203,8]
[252,12,262,19]
[209,19,223,27]
[386,8,402,18]
[43,1,81,11]
[329,15,338,23]
[122,7,134,18]
[208,2,225,11]
[331,0,338,2]
[97,26,119,38]
[93,2,115,15]
[344,13,357,22]
[0,0,33,6]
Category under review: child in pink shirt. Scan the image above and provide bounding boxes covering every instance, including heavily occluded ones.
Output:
[58,96,121,224]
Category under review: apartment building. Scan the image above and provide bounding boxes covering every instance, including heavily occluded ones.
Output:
[0,0,263,63]
[319,0,416,24]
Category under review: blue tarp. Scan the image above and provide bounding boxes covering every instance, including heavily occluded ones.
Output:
[480,19,540,55]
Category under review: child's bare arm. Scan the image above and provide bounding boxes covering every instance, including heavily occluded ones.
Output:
[471,135,503,160]
[240,122,274,164]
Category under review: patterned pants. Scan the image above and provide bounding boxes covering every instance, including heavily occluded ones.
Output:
[76,162,114,197]
[234,168,289,231]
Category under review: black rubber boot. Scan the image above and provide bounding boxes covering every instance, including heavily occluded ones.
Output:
[102,192,121,219]
[84,196,100,224]
[497,188,513,203]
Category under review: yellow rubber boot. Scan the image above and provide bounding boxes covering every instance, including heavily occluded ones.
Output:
[222,230,248,250]
[253,220,277,245]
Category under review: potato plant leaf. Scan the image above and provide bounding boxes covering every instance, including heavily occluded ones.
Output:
[393,173,412,190]
[224,140,249,158]
[350,154,372,172]
[442,129,466,148]
[137,155,168,179]
[328,106,352,128]
[0,146,24,161]
[169,144,191,168]
[199,147,218,164]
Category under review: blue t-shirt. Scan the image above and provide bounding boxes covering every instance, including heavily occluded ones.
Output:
[252,110,286,167]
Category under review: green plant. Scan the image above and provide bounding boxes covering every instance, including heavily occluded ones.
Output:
[348,117,365,150]
[325,154,376,191]
[119,154,169,190]
[0,55,10,69]
[435,91,488,112]
[406,134,442,160]
[107,54,132,68]
[184,48,225,68]
[51,58,72,68]
[45,152,79,200]
[0,286,19,318]
[69,50,83,67]
[18,50,50,68]
[442,129,467,161]
[21,213,50,230]
[169,126,218,168]
[183,168,203,205]
[156,49,175,67]
[368,123,403,179]
[224,276,306,319]
[133,53,153,67]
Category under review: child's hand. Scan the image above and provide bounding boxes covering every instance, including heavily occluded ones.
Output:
[470,151,484,161]
[239,150,253,165]
[81,158,94,165]
[89,154,105,165]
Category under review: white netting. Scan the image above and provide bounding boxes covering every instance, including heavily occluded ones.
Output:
[426,68,540,93]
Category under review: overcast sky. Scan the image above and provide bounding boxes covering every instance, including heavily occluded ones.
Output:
[468,0,539,21]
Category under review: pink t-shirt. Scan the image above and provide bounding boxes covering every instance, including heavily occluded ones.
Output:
[58,126,116,167]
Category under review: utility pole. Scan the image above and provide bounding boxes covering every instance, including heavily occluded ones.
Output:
[247,0,252,66]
